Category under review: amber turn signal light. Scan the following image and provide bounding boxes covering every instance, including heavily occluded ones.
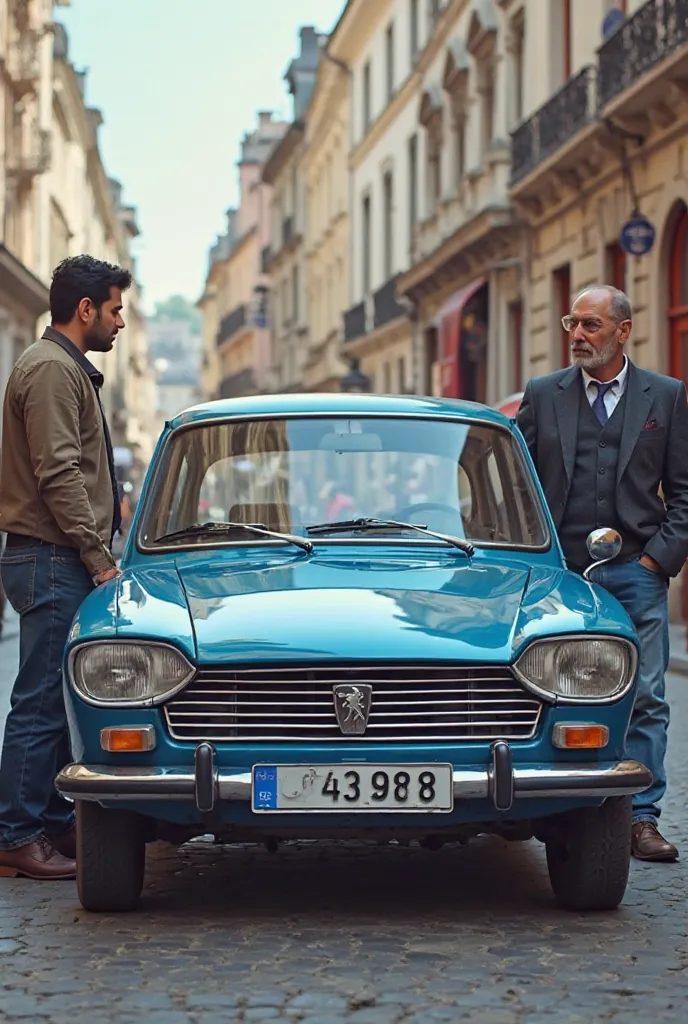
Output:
[100,726,156,753]
[552,724,609,750]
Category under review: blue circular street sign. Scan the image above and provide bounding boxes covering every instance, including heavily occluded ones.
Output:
[602,8,625,38]
[619,216,656,256]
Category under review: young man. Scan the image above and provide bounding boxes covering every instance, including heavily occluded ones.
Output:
[0,255,131,879]
[518,285,688,861]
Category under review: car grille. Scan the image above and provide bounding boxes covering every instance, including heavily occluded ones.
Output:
[163,664,542,743]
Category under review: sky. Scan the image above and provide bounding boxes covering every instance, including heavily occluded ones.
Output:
[57,0,346,314]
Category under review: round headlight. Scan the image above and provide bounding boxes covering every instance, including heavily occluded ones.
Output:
[513,636,637,703]
[69,642,194,706]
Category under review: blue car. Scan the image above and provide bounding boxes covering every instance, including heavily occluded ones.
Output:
[56,394,651,913]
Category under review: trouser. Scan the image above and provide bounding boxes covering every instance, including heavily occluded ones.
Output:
[0,541,93,850]
[590,557,670,825]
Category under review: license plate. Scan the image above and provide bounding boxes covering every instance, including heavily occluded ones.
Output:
[252,764,454,813]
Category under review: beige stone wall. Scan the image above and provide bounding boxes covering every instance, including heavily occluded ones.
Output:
[525,125,688,379]
[302,60,349,391]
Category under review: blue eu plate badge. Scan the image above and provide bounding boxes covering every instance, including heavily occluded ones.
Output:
[253,766,278,811]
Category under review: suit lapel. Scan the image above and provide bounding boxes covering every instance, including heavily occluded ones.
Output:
[553,367,582,484]
[617,361,652,484]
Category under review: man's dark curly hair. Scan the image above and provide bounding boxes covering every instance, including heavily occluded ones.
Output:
[50,254,133,323]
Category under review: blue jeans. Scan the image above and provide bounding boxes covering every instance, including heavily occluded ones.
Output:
[590,557,670,825]
[0,543,93,850]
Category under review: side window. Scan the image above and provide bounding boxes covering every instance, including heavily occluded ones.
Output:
[485,449,508,537]
[166,456,190,534]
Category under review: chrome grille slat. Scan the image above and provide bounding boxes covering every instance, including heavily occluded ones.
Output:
[164,664,542,743]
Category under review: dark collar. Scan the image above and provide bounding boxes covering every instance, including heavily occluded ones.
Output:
[42,326,104,388]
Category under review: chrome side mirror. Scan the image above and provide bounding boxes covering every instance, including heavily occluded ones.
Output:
[582,528,623,579]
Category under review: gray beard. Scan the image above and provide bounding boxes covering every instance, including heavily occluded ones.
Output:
[571,335,619,371]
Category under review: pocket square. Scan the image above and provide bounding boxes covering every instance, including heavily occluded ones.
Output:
[642,419,658,430]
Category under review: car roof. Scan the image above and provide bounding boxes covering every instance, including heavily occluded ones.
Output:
[168,393,514,430]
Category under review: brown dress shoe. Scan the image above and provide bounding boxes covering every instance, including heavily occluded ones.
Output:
[0,836,77,879]
[50,828,76,861]
[631,822,679,862]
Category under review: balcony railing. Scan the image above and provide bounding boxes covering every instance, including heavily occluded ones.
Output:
[510,67,595,185]
[373,274,406,329]
[218,368,257,399]
[343,301,366,342]
[598,0,688,108]
[282,216,294,247]
[216,303,247,346]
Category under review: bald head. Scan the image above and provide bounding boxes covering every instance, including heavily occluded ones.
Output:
[566,285,632,380]
[574,286,632,325]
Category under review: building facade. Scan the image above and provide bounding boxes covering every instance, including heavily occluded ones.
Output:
[340,0,416,395]
[332,0,523,404]
[50,22,156,483]
[202,113,288,401]
[0,0,55,412]
[507,0,687,620]
[509,0,687,382]
[395,0,523,405]
[0,3,156,485]
[262,28,323,393]
[299,18,350,392]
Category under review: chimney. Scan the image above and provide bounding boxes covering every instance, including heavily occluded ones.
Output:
[300,26,319,55]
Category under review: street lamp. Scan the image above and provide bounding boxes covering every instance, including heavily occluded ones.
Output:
[339,357,372,393]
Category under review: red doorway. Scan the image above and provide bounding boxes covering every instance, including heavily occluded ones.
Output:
[669,204,688,381]
[667,205,688,639]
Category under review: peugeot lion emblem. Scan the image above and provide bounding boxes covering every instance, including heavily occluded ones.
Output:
[333,684,372,736]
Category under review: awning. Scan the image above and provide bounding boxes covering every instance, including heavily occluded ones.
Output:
[431,277,486,398]
[431,277,485,327]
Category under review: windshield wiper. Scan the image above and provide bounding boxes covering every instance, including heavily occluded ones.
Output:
[305,518,474,556]
[155,521,313,553]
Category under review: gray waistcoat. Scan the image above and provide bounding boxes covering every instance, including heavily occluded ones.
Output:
[558,380,641,571]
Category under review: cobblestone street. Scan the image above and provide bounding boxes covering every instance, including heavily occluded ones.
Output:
[1,611,687,1023]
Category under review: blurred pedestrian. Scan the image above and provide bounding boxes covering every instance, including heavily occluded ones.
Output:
[0,255,131,880]
[518,285,688,862]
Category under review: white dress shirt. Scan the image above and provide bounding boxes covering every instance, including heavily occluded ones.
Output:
[581,356,629,419]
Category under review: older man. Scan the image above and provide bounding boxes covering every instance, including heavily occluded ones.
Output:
[518,285,688,861]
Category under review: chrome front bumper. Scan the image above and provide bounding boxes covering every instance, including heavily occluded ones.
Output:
[56,744,652,814]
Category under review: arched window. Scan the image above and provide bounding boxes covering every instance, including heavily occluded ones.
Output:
[669,203,688,383]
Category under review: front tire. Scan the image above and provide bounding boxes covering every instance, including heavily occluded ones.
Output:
[545,796,631,911]
[76,801,146,912]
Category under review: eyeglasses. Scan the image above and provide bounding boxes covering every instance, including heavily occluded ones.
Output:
[561,315,603,333]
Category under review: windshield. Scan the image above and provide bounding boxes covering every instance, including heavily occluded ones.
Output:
[138,416,549,550]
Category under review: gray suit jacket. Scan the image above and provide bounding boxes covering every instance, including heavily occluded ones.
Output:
[517,361,688,577]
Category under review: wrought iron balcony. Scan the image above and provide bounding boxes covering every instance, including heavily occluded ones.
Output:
[216,303,247,346]
[218,368,257,399]
[373,275,406,329]
[343,301,366,342]
[598,0,688,108]
[510,67,595,185]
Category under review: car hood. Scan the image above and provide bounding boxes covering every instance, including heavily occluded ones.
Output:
[96,550,627,665]
[172,555,527,663]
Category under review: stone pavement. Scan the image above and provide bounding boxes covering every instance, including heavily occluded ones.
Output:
[1,608,688,1022]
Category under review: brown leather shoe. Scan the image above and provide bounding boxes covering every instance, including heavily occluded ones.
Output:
[50,828,76,861]
[632,822,679,862]
[0,837,77,879]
